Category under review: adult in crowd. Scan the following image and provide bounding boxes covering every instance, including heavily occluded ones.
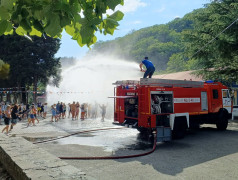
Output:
[43,103,48,119]
[80,103,85,120]
[67,103,71,118]
[59,102,64,119]
[75,102,80,120]
[0,105,2,125]
[99,104,107,121]
[62,103,66,119]
[56,102,60,119]
[2,105,11,135]
[70,101,76,120]
[10,104,19,131]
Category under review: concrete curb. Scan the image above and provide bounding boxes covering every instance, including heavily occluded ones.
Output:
[0,133,94,180]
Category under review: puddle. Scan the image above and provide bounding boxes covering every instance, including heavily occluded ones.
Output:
[23,118,154,152]
[54,129,153,152]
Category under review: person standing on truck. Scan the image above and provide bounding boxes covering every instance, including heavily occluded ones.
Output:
[139,57,155,78]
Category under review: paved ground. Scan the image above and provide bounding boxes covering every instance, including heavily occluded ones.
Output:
[1,116,238,180]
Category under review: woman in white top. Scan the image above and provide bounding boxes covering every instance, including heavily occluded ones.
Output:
[43,103,48,118]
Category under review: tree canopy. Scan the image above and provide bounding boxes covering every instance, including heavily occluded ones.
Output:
[0,34,61,102]
[183,0,238,82]
[0,0,124,47]
[89,17,191,71]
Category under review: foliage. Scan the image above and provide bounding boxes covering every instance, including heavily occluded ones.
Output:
[0,34,61,89]
[166,53,188,73]
[89,20,192,71]
[90,0,238,84]
[183,0,238,82]
[0,59,10,79]
[0,0,124,47]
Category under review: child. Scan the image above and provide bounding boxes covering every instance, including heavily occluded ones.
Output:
[27,105,36,127]
[33,105,39,123]
[43,103,48,119]
[80,104,85,120]
[51,105,57,122]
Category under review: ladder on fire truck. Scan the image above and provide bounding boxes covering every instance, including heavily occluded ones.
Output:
[140,78,204,88]
[113,78,204,88]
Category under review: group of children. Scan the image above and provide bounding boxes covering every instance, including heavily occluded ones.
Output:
[50,102,87,122]
[26,103,48,127]
[50,101,108,122]
[0,100,109,135]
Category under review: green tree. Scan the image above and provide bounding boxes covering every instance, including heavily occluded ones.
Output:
[0,0,124,47]
[0,34,61,103]
[0,59,10,79]
[166,53,188,73]
[183,0,238,82]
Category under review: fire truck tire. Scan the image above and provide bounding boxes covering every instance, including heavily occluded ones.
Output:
[172,117,187,139]
[216,110,228,131]
[137,127,152,134]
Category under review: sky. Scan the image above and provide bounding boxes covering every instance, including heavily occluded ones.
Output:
[56,0,210,58]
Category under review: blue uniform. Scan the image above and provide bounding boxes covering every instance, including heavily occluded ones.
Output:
[142,60,154,69]
[142,59,155,78]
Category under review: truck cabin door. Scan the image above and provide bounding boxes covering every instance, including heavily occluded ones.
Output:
[222,89,232,113]
[211,89,220,112]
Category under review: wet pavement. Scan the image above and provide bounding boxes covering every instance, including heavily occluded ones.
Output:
[50,119,152,152]
[3,115,153,153]
[2,117,238,180]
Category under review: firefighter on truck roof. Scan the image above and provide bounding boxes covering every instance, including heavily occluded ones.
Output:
[139,56,156,78]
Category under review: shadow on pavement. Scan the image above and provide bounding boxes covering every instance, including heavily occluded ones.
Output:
[114,126,238,176]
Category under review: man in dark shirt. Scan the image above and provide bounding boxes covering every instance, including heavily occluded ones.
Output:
[139,57,155,78]
[59,102,63,119]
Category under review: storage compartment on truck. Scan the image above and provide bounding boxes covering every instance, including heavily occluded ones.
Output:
[151,91,173,114]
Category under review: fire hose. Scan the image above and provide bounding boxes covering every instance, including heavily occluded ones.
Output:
[33,127,157,160]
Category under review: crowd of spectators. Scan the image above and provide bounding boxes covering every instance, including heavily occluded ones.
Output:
[0,101,107,135]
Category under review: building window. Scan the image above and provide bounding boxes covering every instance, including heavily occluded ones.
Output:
[222,90,230,98]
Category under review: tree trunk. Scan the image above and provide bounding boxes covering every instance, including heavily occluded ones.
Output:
[24,86,29,104]
[33,76,38,104]
[13,93,17,104]
[21,80,27,104]
[22,86,27,104]
[6,93,11,103]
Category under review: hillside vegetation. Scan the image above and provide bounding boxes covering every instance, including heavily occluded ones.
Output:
[88,9,198,72]
[89,0,238,82]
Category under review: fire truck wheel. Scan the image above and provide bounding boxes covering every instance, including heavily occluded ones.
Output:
[137,127,151,134]
[216,110,228,131]
[172,117,187,139]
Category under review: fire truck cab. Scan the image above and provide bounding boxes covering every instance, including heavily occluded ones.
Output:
[112,78,232,142]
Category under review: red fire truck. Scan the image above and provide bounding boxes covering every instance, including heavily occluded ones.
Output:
[112,78,232,142]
